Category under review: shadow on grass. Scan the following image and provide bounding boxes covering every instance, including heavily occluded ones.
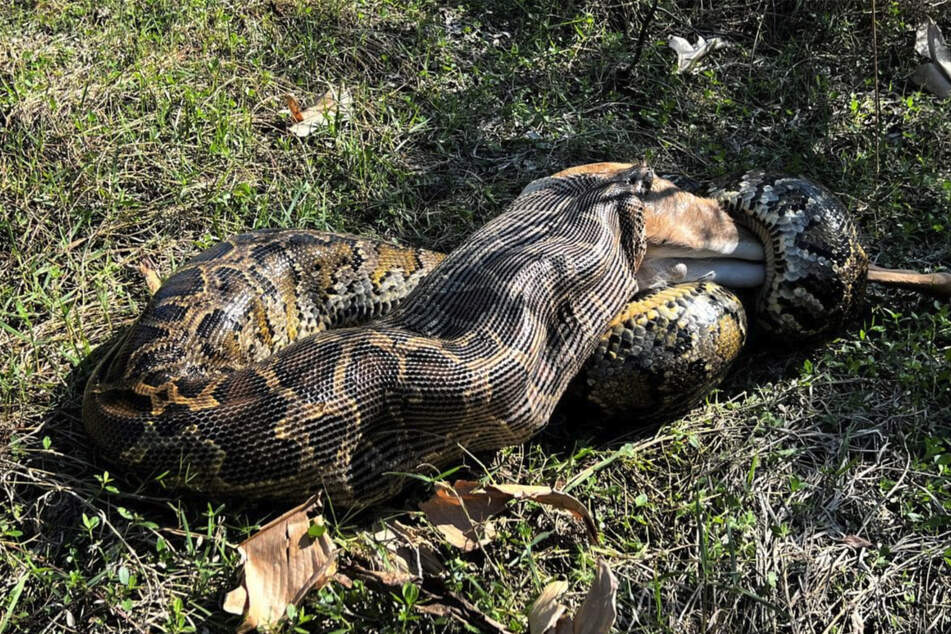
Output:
[25,335,232,630]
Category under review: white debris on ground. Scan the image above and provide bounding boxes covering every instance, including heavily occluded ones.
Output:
[912,19,951,98]
[667,34,731,74]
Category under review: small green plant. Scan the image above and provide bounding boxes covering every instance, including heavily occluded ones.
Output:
[392,582,420,629]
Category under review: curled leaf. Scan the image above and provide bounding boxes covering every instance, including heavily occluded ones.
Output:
[419,480,598,552]
[572,560,618,634]
[528,561,618,634]
[222,496,336,633]
[418,480,504,551]
[483,483,598,542]
[668,35,730,73]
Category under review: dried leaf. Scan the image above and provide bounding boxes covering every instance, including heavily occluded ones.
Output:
[483,483,598,542]
[528,561,618,634]
[842,535,873,550]
[137,258,162,295]
[355,523,444,586]
[667,35,730,73]
[287,87,353,137]
[528,581,569,634]
[420,480,598,550]
[912,19,951,98]
[222,496,336,633]
[418,480,504,551]
[285,95,304,122]
[572,560,618,634]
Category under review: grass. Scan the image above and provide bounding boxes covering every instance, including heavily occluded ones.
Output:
[1,0,950,631]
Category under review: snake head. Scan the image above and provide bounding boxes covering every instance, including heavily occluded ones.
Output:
[618,163,653,195]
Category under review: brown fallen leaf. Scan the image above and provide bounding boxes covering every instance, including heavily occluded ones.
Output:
[137,257,162,295]
[528,580,569,633]
[418,480,506,551]
[841,535,874,550]
[483,483,598,542]
[350,522,445,586]
[285,94,304,122]
[528,560,618,634]
[222,496,336,633]
[420,480,597,551]
[286,87,353,137]
[572,560,618,634]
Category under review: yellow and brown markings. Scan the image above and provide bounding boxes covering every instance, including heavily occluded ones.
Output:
[604,284,697,330]
[580,281,747,419]
[371,243,427,287]
[82,168,863,506]
[714,312,745,361]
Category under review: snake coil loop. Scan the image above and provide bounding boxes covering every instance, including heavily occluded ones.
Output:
[83,168,868,505]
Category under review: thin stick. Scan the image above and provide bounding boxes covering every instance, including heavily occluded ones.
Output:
[871,0,882,176]
[630,0,660,70]
[867,263,951,297]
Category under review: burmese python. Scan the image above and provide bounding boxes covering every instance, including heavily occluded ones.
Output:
[83,165,868,506]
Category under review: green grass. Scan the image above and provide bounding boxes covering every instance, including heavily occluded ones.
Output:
[2,0,950,631]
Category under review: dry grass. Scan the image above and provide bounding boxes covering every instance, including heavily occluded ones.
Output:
[1,1,950,632]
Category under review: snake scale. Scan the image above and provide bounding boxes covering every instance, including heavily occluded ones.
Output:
[83,165,867,506]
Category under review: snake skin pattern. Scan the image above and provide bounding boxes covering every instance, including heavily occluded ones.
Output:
[83,167,866,506]
[578,282,746,420]
[85,166,656,505]
[710,171,868,337]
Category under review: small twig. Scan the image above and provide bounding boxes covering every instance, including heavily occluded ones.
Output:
[871,0,882,176]
[630,0,661,71]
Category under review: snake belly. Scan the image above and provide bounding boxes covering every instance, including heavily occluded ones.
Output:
[84,166,667,505]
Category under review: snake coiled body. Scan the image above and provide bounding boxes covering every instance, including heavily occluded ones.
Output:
[710,171,868,337]
[83,166,868,506]
[85,167,652,505]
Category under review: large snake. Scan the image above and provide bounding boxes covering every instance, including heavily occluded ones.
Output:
[86,164,929,507]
